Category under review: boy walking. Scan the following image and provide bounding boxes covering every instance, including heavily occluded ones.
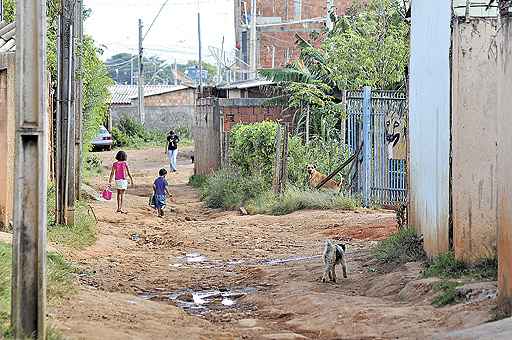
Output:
[153,168,171,217]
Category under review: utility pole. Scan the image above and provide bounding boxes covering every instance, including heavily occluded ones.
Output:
[130,57,134,85]
[11,0,48,338]
[250,0,257,79]
[74,0,84,200]
[138,18,145,124]
[56,0,76,225]
[326,0,334,31]
[198,12,203,94]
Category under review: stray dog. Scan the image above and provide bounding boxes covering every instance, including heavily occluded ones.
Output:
[307,164,341,190]
[322,240,348,283]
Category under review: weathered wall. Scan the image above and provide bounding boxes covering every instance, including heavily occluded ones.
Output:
[111,105,194,133]
[409,0,451,257]
[194,98,221,175]
[452,18,498,262]
[497,15,512,315]
[134,88,196,107]
[0,53,15,229]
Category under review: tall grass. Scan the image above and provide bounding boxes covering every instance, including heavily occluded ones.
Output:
[201,168,268,209]
[0,242,75,337]
[247,188,359,215]
[47,183,97,249]
[373,227,426,264]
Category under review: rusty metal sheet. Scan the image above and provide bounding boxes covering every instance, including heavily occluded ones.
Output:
[409,0,451,257]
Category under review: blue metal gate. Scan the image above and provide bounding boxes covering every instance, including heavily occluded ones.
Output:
[346,87,408,207]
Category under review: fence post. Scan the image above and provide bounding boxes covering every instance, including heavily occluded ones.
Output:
[281,124,289,194]
[362,86,372,207]
[273,125,283,195]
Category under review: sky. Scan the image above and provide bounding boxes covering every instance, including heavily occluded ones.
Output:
[83,0,236,64]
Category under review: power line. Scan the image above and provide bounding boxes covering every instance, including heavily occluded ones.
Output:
[144,0,170,41]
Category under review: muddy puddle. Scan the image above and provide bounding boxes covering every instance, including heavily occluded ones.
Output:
[170,252,321,269]
[140,287,257,315]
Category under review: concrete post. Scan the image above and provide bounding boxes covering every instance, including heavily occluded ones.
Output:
[11,0,48,338]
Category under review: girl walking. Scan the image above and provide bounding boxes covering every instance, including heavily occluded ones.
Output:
[109,150,134,214]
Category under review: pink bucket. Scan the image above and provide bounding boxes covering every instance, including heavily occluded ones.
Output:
[101,188,112,201]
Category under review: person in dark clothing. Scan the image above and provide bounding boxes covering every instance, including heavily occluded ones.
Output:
[166,130,180,172]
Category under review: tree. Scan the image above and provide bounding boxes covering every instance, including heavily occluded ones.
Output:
[324,0,409,90]
[260,0,409,141]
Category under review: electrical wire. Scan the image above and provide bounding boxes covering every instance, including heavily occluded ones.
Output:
[143,0,170,41]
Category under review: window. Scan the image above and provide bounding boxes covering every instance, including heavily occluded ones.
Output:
[294,0,302,20]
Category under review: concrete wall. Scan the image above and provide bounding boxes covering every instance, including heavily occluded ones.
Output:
[497,15,512,315]
[452,18,498,262]
[111,105,194,133]
[0,53,15,229]
[409,0,451,257]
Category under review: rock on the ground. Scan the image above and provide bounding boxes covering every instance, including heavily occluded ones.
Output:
[239,207,248,216]
[455,281,497,302]
[81,183,101,201]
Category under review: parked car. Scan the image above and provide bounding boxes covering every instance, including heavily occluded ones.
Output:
[92,125,113,151]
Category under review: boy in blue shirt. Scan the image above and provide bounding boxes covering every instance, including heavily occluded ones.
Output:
[153,168,171,217]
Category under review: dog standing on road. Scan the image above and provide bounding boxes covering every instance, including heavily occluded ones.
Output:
[322,240,348,283]
[307,164,341,191]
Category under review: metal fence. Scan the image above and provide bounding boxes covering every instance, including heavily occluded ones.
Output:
[346,87,408,207]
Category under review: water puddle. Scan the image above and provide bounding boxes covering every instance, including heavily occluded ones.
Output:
[170,254,321,270]
[140,287,257,315]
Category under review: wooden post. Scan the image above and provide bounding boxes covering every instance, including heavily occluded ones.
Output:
[273,125,283,195]
[11,0,48,338]
[280,124,289,194]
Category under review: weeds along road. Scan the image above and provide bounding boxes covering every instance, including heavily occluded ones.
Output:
[50,147,495,340]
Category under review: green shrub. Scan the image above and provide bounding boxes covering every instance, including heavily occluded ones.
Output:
[432,280,460,307]
[113,116,167,148]
[423,252,466,279]
[373,227,426,264]
[424,251,498,281]
[228,121,349,188]
[188,174,208,188]
[246,188,359,216]
[201,168,268,209]
[229,121,279,182]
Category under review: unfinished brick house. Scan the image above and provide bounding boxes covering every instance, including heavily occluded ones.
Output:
[235,0,351,69]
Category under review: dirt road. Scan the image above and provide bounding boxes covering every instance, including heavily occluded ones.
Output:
[51,147,496,340]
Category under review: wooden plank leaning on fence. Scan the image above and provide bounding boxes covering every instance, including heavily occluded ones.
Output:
[273,124,289,195]
[315,141,364,190]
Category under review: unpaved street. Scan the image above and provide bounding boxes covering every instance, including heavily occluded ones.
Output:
[50,147,495,340]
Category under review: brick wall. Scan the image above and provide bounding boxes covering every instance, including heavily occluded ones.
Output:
[140,88,196,107]
[222,104,293,131]
[239,0,351,69]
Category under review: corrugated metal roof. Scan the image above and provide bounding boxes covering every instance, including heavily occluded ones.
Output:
[217,79,274,90]
[0,21,16,53]
[109,85,192,104]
